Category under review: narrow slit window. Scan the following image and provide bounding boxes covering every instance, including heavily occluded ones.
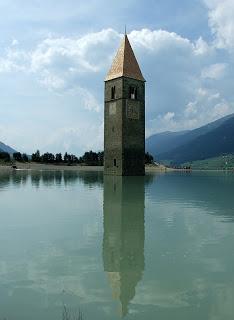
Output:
[111,86,116,100]
[114,159,117,167]
[129,86,137,100]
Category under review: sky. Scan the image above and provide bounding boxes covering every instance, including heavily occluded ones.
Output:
[0,0,234,155]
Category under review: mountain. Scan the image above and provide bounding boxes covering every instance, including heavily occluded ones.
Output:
[0,141,17,154]
[146,130,190,156]
[146,113,234,165]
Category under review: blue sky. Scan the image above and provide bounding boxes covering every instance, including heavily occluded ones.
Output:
[0,0,233,155]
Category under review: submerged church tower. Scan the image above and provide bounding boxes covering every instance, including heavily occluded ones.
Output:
[104,34,145,176]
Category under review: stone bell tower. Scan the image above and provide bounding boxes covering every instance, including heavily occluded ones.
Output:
[104,34,145,176]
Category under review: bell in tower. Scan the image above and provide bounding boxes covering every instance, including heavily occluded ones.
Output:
[104,34,146,176]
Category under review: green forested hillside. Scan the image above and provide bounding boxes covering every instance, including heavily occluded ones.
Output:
[146,114,234,165]
[146,113,234,159]
[183,155,234,170]
[158,117,234,164]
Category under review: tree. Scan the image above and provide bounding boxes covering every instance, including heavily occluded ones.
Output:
[64,152,69,163]
[145,152,154,164]
[63,153,78,164]
[22,154,29,162]
[13,152,23,162]
[70,154,79,164]
[41,152,55,163]
[31,150,41,162]
[80,151,99,166]
[97,151,104,165]
[0,152,10,162]
[78,150,103,166]
[55,153,63,163]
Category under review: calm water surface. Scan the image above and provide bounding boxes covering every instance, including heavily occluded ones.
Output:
[0,170,234,320]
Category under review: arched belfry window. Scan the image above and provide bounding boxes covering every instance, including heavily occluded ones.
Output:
[111,86,116,100]
[129,86,137,100]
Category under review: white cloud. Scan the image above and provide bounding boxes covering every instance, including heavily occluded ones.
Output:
[185,102,198,117]
[39,72,66,90]
[212,101,231,118]
[183,94,231,130]
[11,39,19,46]
[201,63,227,80]
[0,49,29,73]
[129,28,233,137]
[30,37,98,74]
[164,112,175,121]
[208,92,220,101]
[194,37,211,55]
[205,0,234,50]
[0,26,233,153]
[198,88,208,97]
[77,88,101,112]
[42,122,104,154]
[130,29,212,59]
[148,89,232,135]
[0,28,120,85]
[149,112,177,135]
[30,29,120,89]
[130,29,193,53]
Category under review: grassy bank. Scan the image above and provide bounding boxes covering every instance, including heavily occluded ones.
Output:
[183,154,234,170]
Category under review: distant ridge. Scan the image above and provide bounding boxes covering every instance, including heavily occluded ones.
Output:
[0,141,17,154]
[146,113,234,165]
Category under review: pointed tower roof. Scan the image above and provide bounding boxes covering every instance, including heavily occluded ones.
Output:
[107,271,140,318]
[105,35,145,82]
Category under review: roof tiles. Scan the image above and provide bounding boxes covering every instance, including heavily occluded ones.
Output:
[105,35,145,82]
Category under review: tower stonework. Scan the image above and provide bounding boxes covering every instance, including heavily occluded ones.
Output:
[104,35,145,176]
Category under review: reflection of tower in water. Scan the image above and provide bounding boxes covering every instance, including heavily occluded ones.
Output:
[103,176,145,317]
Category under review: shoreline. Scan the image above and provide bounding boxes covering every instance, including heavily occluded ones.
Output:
[0,162,233,173]
[0,162,167,172]
[0,162,103,172]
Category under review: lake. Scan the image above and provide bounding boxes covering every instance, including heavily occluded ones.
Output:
[0,170,234,320]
